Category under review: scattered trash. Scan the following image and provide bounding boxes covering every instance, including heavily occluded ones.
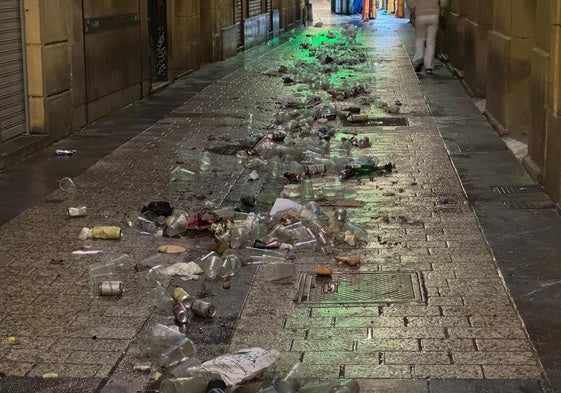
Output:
[315,266,332,276]
[49,258,64,265]
[67,206,87,217]
[79,226,122,240]
[170,167,196,182]
[71,250,103,255]
[160,262,203,277]
[335,255,361,266]
[197,348,280,386]
[42,373,59,379]
[55,149,76,156]
[191,299,216,318]
[6,336,15,344]
[96,280,124,296]
[58,177,76,194]
[158,245,187,254]
[132,363,152,373]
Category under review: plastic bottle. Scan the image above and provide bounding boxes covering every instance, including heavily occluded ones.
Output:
[199,151,212,171]
[134,216,157,234]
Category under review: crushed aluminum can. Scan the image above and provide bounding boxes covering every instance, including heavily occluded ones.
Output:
[55,149,76,155]
[98,281,124,296]
[67,206,87,217]
[191,299,216,318]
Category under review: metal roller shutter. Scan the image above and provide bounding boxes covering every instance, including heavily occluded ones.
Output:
[248,0,262,17]
[0,0,27,142]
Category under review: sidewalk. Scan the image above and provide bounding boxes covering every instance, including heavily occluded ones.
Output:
[0,4,560,393]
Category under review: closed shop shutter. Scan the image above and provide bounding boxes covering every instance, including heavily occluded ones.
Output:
[248,0,262,17]
[0,0,27,142]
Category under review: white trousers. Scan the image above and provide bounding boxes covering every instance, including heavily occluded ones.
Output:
[413,14,439,69]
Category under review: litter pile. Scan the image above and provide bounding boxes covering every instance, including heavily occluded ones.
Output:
[57,24,402,392]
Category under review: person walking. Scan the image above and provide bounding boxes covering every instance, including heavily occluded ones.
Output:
[405,0,447,74]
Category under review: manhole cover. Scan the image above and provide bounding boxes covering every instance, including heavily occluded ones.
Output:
[342,117,408,127]
[295,272,424,305]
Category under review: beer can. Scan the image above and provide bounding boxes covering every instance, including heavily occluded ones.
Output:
[173,302,189,324]
[98,281,124,296]
[67,206,87,217]
[92,226,122,239]
[172,287,190,303]
[191,299,216,318]
[304,164,327,175]
[335,208,347,222]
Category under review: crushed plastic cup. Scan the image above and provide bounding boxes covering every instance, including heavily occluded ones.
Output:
[58,177,77,194]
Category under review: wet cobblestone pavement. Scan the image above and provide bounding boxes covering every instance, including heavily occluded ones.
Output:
[0,2,558,392]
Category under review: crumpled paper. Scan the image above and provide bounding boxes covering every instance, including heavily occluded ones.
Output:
[198,348,280,386]
[160,262,203,279]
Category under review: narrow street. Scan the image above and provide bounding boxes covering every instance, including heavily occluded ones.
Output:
[1,2,560,392]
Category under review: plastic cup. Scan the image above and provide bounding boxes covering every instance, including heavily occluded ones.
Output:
[139,253,163,268]
[170,167,195,182]
[159,377,207,393]
[138,323,184,356]
[300,179,314,201]
[59,177,76,193]
[88,254,131,278]
[158,337,197,368]
[220,254,241,278]
[201,254,222,279]
[166,213,188,237]
[262,263,297,282]
[169,357,202,378]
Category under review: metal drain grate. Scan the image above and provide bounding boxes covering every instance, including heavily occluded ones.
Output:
[491,185,541,194]
[295,272,424,305]
[503,200,557,210]
[74,129,109,137]
[342,117,408,127]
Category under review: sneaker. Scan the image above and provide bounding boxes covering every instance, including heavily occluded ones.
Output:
[425,68,433,74]
[413,61,423,73]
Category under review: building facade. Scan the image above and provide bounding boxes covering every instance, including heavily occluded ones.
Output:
[441,0,561,202]
[0,0,307,169]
